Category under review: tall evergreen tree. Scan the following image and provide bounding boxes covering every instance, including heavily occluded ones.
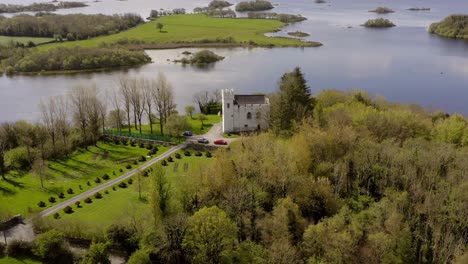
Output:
[270,67,314,135]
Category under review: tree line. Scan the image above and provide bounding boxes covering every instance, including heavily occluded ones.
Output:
[193,0,236,18]
[247,12,307,23]
[235,0,274,12]
[1,46,151,74]
[0,13,143,40]
[0,2,87,14]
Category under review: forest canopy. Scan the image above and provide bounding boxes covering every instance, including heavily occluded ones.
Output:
[0,13,143,40]
[0,2,87,13]
[429,14,468,39]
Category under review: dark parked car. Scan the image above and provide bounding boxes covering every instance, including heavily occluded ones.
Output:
[214,139,228,145]
[197,138,209,144]
[183,131,192,136]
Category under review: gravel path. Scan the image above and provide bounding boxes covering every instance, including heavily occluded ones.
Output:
[39,143,186,217]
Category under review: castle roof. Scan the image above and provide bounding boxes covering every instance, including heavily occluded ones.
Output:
[234,94,267,105]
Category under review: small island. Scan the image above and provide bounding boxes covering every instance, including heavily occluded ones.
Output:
[175,50,224,65]
[288,31,310,37]
[363,18,396,28]
[208,0,233,9]
[429,15,468,39]
[407,7,431,11]
[315,0,326,3]
[369,7,394,14]
[235,0,274,12]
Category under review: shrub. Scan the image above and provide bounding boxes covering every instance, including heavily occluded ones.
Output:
[128,178,133,184]
[48,197,56,203]
[75,201,81,208]
[138,155,146,162]
[105,190,109,194]
[53,213,60,219]
[112,186,116,191]
[63,206,73,214]
[133,160,138,165]
[153,146,159,152]
[195,151,202,157]
[6,240,34,257]
[87,181,91,186]
[130,141,136,147]
[119,168,124,172]
[206,152,213,158]
[114,139,120,144]
[103,174,110,180]
[143,170,149,177]
[146,144,153,150]
[184,150,191,156]
[126,164,132,169]
[118,182,128,188]
[139,143,145,148]
[79,184,83,190]
[161,160,168,166]
[94,192,103,199]
[67,188,74,194]
[58,192,65,199]
[175,153,181,159]
[113,171,116,175]
[84,197,92,203]
[38,201,46,207]
[121,139,128,145]
[168,156,174,162]
[95,177,101,183]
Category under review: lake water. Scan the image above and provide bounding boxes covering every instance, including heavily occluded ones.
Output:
[1,0,468,121]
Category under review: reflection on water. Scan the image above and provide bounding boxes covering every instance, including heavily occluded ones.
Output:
[0,0,468,121]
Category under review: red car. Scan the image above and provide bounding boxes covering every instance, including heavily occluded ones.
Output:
[214,139,228,145]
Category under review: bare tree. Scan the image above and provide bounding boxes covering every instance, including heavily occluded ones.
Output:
[50,96,70,154]
[193,90,210,112]
[69,85,88,144]
[152,73,176,136]
[110,89,124,132]
[143,78,155,134]
[130,78,146,134]
[99,89,109,134]
[119,76,133,134]
[0,125,8,180]
[86,87,103,146]
[39,97,58,149]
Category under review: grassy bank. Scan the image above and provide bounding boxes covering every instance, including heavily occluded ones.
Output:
[0,141,168,216]
[41,14,320,50]
[0,257,41,264]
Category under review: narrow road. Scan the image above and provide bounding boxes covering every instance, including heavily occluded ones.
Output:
[40,143,186,217]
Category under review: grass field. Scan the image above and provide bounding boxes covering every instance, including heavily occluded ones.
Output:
[0,36,54,45]
[119,114,221,138]
[52,151,213,231]
[41,14,317,50]
[0,141,169,217]
[0,257,41,264]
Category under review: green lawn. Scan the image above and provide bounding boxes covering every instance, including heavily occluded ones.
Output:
[118,115,221,138]
[0,141,169,217]
[52,151,213,231]
[0,36,54,45]
[0,257,41,264]
[41,14,317,50]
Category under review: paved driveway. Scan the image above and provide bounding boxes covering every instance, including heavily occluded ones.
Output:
[187,123,238,146]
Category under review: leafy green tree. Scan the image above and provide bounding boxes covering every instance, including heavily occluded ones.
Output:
[185,105,195,118]
[106,225,139,256]
[156,22,164,32]
[270,67,314,135]
[149,164,172,223]
[127,248,151,264]
[33,230,73,263]
[183,206,238,264]
[80,242,110,264]
[165,114,191,141]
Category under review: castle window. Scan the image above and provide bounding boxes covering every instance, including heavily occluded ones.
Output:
[247,112,252,119]
[227,103,230,109]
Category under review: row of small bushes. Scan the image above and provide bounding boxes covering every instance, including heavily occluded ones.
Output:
[53,178,134,219]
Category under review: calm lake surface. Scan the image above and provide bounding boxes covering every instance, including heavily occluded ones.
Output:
[1,0,468,121]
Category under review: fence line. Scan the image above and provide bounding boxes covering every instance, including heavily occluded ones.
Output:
[104,130,173,142]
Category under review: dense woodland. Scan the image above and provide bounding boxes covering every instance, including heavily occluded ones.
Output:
[363,18,396,28]
[0,2,86,14]
[0,13,143,39]
[429,15,468,39]
[1,68,466,263]
[0,46,150,74]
